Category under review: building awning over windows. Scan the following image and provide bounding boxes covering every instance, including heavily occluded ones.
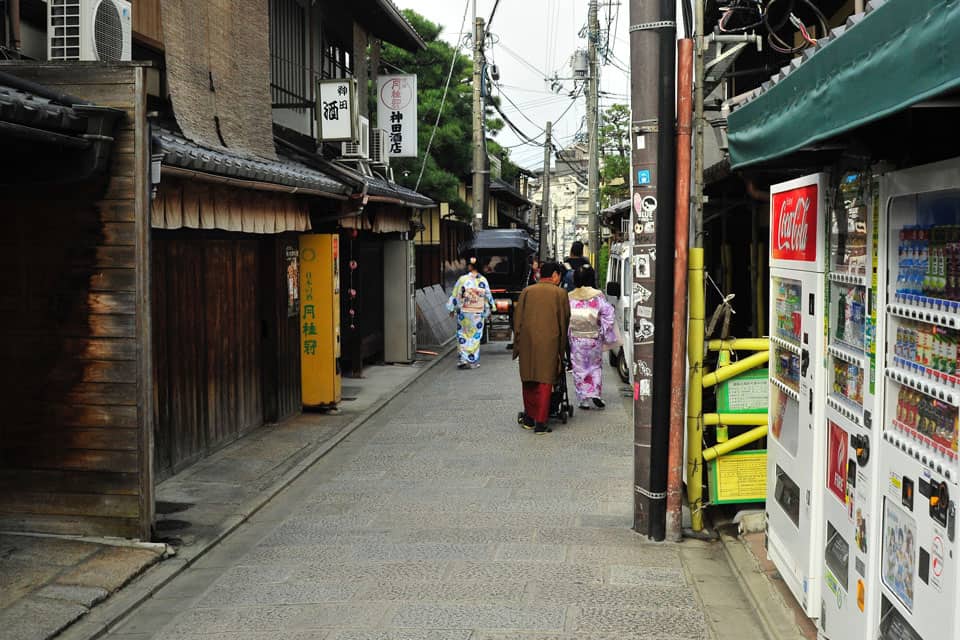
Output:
[727,0,960,170]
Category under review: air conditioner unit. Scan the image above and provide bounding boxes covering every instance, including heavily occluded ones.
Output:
[341,115,370,159]
[48,0,132,62]
[369,128,390,167]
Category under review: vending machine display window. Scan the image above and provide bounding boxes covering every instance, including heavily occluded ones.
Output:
[831,173,870,276]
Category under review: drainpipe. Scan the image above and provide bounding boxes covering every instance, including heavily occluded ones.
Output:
[666,37,693,542]
[9,0,21,52]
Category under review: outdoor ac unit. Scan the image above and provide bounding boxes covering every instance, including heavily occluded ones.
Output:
[48,0,132,62]
[369,128,390,167]
[342,115,370,159]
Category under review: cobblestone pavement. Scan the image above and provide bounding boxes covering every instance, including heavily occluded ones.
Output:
[104,346,720,640]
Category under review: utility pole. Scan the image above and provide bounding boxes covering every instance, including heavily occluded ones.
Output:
[629,0,676,541]
[586,0,601,262]
[540,121,552,261]
[472,15,486,232]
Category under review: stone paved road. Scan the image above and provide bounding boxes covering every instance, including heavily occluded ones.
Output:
[104,346,726,640]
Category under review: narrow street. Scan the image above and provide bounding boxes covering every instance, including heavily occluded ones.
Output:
[100,347,755,639]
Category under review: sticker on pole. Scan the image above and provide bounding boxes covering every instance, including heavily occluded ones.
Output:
[636,169,651,185]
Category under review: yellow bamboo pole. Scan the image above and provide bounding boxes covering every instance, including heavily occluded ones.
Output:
[686,248,705,531]
[702,425,769,462]
[703,413,768,426]
[701,350,769,388]
[707,338,769,352]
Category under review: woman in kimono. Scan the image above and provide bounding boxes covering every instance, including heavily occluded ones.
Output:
[447,257,495,369]
[568,265,620,409]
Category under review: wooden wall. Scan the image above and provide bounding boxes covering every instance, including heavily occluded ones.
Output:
[0,64,152,539]
[260,235,303,424]
[152,231,267,479]
[132,0,164,49]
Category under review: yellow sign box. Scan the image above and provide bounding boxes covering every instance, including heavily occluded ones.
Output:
[707,450,767,504]
[300,234,341,407]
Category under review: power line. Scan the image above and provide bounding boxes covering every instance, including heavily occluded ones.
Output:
[487,0,502,29]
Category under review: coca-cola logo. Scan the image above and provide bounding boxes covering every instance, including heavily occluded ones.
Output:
[776,197,811,252]
[772,184,818,262]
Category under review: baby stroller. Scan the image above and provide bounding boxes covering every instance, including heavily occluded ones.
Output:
[550,367,575,424]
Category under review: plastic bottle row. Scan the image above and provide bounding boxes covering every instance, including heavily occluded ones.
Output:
[893,319,960,376]
[896,224,960,301]
[894,386,958,452]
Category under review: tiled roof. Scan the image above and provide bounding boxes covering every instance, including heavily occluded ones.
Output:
[366,174,435,207]
[153,127,350,196]
[0,84,88,135]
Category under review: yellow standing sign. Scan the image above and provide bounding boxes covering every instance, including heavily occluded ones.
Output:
[300,234,341,407]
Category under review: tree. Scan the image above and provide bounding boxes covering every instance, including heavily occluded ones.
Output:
[599,103,630,208]
[378,10,521,218]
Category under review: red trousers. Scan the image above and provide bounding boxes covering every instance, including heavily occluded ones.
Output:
[522,381,552,424]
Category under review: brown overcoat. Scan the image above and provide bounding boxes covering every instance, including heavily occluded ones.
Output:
[512,282,571,384]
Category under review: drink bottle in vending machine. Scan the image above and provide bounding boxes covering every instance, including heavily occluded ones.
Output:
[767,173,828,619]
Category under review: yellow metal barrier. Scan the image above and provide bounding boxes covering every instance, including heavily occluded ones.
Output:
[701,350,769,388]
[686,249,705,532]
[707,338,769,352]
[703,413,768,426]
[702,425,768,462]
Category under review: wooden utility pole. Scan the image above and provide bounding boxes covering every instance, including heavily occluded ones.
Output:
[629,0,676,541]
[540,121,552,261]
[472,15,486,232]
[586,0,601,261]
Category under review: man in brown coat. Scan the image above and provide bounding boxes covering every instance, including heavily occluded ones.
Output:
[512,261,570,434]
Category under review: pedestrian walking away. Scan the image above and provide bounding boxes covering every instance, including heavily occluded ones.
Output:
[561,240,591,292]
[512,261,570,434]
[446,256,495,369]
[568,264,621,410]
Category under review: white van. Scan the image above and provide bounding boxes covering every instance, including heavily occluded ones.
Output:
[604,242,632,382]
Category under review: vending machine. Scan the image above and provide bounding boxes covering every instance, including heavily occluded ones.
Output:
[818,172,883,640]
[874,158,960,640]
[767,173,828,619]
[300,233,341,407]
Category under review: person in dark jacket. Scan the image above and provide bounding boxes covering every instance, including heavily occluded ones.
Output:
[562,241,590,291]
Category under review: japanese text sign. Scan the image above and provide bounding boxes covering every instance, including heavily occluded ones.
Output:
[317,78,358,142]
[376,75,418,158]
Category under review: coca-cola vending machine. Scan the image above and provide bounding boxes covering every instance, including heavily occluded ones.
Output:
[768,172,828,619]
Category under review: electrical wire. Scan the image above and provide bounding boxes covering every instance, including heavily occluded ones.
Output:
[487,0,502,30]
[414,0,471,191]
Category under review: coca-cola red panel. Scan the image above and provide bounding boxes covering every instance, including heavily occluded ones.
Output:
[772,183,819,262]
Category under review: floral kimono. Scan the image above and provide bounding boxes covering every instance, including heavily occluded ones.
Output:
[446,271,495,367]
[568,286,620,403]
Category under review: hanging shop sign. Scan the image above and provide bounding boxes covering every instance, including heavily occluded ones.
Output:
[285,246,299,318]
[317,78,358,143]
[376,75,418,158]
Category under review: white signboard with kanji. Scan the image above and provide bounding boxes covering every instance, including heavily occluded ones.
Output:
[376,75,418,158]
[317,79,357,142]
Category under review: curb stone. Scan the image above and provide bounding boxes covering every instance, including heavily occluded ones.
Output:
[56,345,455,640]
[718,531,808,640]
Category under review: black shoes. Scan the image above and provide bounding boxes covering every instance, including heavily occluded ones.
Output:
[534,423,552,435]
[592,398,606,409]
[518,412,534,430]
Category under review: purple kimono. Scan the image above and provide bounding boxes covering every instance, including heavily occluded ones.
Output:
[568,287,619,403]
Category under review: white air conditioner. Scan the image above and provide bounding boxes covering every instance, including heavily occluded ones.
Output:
[341,115,370,159]
[48,0,132,62]
[369,128,390,167]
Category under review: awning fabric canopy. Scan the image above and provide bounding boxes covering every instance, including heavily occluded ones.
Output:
[727,0,960,170]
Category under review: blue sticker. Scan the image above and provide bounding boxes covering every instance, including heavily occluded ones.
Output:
[637,170,651,185]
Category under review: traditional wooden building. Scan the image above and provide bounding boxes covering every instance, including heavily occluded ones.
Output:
[0,0,429,539]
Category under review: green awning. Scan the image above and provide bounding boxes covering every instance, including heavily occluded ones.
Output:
[728,0,960,170]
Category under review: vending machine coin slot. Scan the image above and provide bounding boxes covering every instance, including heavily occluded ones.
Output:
[851,433,870,466]
[929,481,949,527]
[949,502,956,541]
[902,477,914,511]
[809,292,816,315]
[801,349,810,377]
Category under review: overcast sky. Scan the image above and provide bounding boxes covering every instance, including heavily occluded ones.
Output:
[392,0,633,171]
